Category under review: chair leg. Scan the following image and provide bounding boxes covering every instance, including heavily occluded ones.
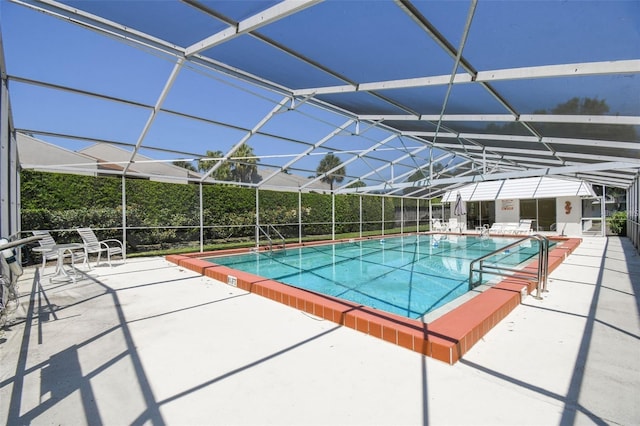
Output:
[83,250,92,270]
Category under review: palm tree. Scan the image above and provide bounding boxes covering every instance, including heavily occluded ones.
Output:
[316,153,345,190]
[230,144,260,183]
[198,150,231,181]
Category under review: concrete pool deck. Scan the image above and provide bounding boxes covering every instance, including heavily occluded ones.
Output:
[1,236,638,425]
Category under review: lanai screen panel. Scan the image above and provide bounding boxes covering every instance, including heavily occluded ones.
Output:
[1,0,638,194]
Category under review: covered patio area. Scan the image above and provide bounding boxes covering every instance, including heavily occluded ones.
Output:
[1,236,638,424]
[1,1,639,423]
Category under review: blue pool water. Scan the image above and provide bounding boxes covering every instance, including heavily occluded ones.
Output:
[206,235,543,319]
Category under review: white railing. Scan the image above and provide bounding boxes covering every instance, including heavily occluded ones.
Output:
[468,234,550,299]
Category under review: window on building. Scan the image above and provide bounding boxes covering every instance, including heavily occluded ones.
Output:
[520,198,556,231]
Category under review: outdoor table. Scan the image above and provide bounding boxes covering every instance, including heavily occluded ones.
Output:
[33,243,85,282]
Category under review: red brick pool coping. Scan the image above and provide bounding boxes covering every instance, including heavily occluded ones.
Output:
[166,235,581,364]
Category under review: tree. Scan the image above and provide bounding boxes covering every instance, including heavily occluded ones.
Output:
[198,150,231,181]
[316,153,345,190]
[403,163,445,196]
[346,180,366,189]
[406,162,444,182]
[487,97,637,142]
[172,160,197,172]
[230,144,261,183]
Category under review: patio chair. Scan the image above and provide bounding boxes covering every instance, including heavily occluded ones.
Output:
[32,230,59,270]
[447,218,459,232]
[515,219,533,235]
[491,222,521,234]
[431,219,445,232]
[32,230,87,273]
[77,228,124,267]
[501,223,519,234]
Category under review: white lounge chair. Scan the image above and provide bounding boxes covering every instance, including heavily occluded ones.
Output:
[447,218,459,232]
[489,222,523,234]
[515,219,533,235]
[431,219,445,232]
[502,223,519,234]
[77,228,124,267]
[488,223,499,233]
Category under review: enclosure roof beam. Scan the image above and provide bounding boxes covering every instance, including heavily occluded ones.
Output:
[124,58,184,174]
[409,131,640,151]
[344,161,639,194]
[293,60,640,96]
[359,113,640,126]
[257,118,355,187]
[185,0,321,57]
[299,134,398,190]
[200,96,290,182]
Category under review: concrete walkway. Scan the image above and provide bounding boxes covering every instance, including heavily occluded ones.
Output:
[1,236,638,425]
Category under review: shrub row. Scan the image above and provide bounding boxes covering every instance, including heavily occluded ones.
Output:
[21,171,427,250]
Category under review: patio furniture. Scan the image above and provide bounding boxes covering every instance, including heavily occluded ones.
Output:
[447,218,459,232]
[48,243,86,282]
[77,228,124,267]
[515,219,533,235]
[502,223,519,234]
[32,230,87,277]
[31,230,59,270]
[488,223,506,234]
[431,219,445,232]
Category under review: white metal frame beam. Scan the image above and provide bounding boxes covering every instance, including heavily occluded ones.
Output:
[293,60,640,96]
[299,134,398,190]
[409,131,640,151]
[359,113,640,126]
[124,58,184,174]
[200,96,290,182]
[344,161,639,194]
[256,118,355,187]
[334,146,448,192]
[7,0,640,197]
[185,0,322,57]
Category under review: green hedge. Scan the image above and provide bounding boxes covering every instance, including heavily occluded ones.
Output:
[21,171,410,250]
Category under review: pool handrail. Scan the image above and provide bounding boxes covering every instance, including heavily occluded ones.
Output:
[268,224,286,250]
[256,224,286,251]
[468,234,549,299]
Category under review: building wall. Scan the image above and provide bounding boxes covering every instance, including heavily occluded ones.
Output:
[489,197,584,236]
[555,196,582,236]
[495,199,519,223]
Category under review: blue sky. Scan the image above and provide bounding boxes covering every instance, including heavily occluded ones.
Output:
[1,0,638,181]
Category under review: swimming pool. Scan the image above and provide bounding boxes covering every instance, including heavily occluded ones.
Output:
[205,235,543,319]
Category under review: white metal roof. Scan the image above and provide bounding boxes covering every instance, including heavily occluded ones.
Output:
[442,177,596,202]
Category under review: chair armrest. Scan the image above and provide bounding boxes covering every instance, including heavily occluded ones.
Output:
[100,239,124,249]
[32,247,54,254]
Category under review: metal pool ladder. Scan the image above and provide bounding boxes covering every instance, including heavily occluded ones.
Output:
[468,234,550,299]
[257,224,286,252]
